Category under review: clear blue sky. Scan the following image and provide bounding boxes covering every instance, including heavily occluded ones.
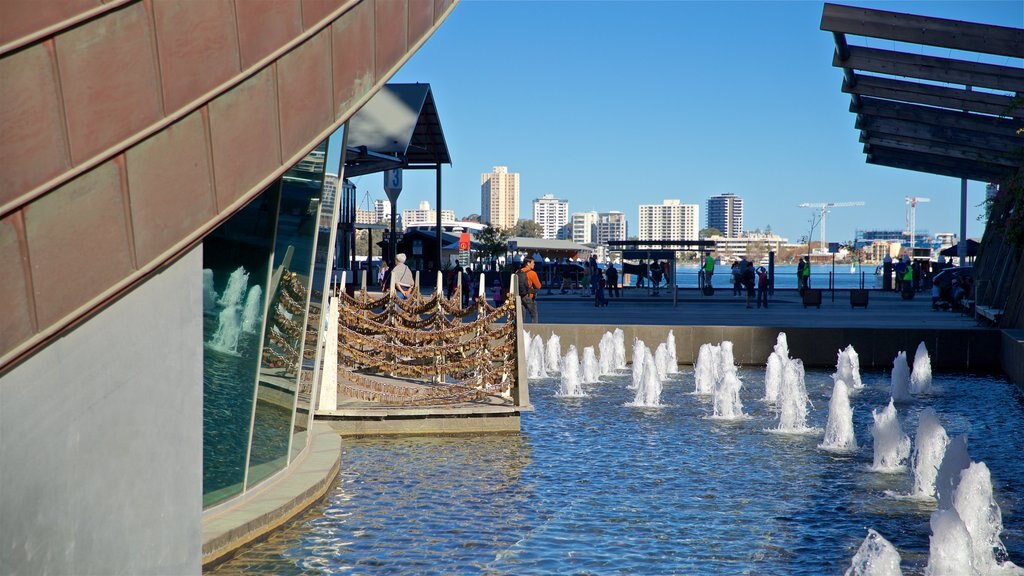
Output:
[330,0,1022,245]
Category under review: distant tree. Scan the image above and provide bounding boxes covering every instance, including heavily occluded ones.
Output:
[514,219,544,238]
[700,227,722,238]
[476,225,511,265]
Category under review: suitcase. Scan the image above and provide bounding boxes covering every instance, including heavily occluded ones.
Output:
[703,286,714,296]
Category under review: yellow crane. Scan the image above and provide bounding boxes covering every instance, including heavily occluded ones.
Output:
[798,201,865,252]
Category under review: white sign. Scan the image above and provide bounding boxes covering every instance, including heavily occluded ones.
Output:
[384,169,403,193]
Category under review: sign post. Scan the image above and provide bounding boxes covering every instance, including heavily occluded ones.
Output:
[384,169,402,263]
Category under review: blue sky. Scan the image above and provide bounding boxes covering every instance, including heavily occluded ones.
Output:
[330,0,1022,244]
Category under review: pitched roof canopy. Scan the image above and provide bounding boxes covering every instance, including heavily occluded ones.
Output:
[345,83,452,177]
[820,3,1023,183]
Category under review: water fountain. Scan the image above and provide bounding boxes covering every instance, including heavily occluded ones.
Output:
[774,331,789,359]
[926,508,974,575]
[241,285,263,334]
[912,408,949,499]
[628,347,663,407]
[764,352,784,404]
[545,334,561,374]
[203,268,218,312]
[953,462,1015,573]
[712,369,744,419]
[834,344,863,391]
[712,342,744,419]
[910,341,932,395]
[819,379,857,452]
[890,351,912,404]
[935,435,970,511]
[613,329,627,370]
[694,343,717,395]
[208,266,251,355]
[870,399,910,472]
[845,529,902,576]
[557,346,585,397]
[776,358,813,432]
[631,339,647,390]
[654,343,670,381]
[598,332,614,376]
[665,330,678,374]
[581,346,600,384]
[527,334,548,379]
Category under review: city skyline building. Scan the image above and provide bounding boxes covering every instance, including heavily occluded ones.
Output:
[707,193,744,238]
[638,200,699,242]
[481,166,519,230]
[402,201,455,230]
[374,199,392,223]
[532,194,569,240]
[596,211,628,244]
[571,211,598,244]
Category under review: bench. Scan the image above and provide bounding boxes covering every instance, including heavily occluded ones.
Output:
[849,289,869,308]
[976,305,1003,323]
[802,289,822,309]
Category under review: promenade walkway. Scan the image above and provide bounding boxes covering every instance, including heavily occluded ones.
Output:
[533,287,981,330]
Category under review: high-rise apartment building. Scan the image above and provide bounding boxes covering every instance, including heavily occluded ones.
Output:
[571,211,598,244]
[402,201,455,230]
[374,199,391,223]
[532,194,569,240]
[481,166,519,230]
[320,173,339,228]
[706,193,743,238]
[596,212,628,244]
[638,200,699,241]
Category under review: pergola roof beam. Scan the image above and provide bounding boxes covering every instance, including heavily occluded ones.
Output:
[833,45,1024,93]
[855,116,1021,155]
[866,152,1009,183]
[821,3,1024,59]
[861,134,1021,168]
[852,96,1023,137]
[843,75,1023,119]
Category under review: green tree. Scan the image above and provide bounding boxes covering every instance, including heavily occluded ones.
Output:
[476,225,512,265]
[699,227,722,238]
[514,219,544,238]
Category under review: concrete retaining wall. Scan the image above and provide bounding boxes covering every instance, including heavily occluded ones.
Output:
[1002,330,1024,388]
[526,324,1003,373]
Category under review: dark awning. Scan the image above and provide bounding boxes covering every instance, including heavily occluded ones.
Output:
[820,3,1023,184]
[344,83,452,177]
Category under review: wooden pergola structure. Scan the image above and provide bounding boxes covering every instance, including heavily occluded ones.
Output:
[820,3,1023,261]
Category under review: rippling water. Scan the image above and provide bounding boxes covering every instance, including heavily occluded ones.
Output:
[208,368,1024,575]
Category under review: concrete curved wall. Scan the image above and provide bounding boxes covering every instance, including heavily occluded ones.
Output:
[0,0,457,371]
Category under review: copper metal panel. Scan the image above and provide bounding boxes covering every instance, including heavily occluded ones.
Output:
[408,0,433,45]
[0,212,36,357]
[126,111,216,264]
[374,0,407,80]
[209,67,282,210]
[434,0,455,22]
[0,41,71,204]
[153,0,240,113]
[331,1,375,117]
[300,0,338,30]
[55,2,162,165]
[24,160,134,328]
[278,30,333,159]
[0,0,101,49]
[235,0,302,70]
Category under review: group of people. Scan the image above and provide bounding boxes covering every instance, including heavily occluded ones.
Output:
[728,257,770,309]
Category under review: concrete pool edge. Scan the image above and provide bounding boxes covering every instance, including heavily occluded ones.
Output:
[200,422,341,569]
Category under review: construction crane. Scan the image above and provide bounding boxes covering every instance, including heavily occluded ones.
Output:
[798,202,865,251]
[905,196,930,253]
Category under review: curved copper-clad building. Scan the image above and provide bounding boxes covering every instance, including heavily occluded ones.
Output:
[1,1,457,573]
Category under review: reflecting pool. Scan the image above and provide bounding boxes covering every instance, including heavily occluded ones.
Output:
[208,368,1024,575]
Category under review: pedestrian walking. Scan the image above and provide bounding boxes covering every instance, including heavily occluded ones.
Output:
[756,266,769,308]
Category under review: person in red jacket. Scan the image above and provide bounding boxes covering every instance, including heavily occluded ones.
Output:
[756,266,770,309]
